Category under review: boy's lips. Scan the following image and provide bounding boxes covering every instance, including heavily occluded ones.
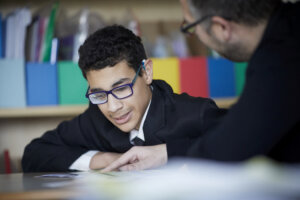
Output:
[113,111,132,125]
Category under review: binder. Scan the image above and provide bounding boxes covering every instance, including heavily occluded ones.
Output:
[180,57,209,97]
[207,58,236,98]
[0,59,26,107]
[152,57,180,94]
[41,3,58,62]
[234,62,248,96]
[26,62,58,106]
[0,13,2,58]
[58,61,88,105]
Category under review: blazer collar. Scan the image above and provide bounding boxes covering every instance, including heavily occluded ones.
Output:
[143,81,170,145]
[105,126,133,152]
[102,80,171,150]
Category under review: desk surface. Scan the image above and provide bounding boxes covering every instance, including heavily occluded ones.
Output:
[1,159,300,200]
[0,173,81,200]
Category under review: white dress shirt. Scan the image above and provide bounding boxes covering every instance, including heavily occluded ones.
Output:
[69,100,152,171]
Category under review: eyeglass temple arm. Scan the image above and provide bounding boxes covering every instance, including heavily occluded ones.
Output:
[132,59,146,84]
[85,86,90,98]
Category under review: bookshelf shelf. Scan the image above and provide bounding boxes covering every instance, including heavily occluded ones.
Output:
[0,105,88,118]
[0,98,237,118]
[214,97,237,109]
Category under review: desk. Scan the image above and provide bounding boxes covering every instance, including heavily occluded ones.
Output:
[1,159,300,200]
[0,173,81,200]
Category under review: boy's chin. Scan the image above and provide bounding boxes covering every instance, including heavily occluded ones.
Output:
[116,123,136,133]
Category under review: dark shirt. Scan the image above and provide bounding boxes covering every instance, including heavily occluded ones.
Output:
[168,2,300,163]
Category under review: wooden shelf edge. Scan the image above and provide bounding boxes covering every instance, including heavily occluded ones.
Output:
[0,105,89,118]
[0,98,237,118]
[214,97,238,109]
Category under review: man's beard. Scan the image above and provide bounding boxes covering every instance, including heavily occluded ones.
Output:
[217,42,251,62]
[209,33,251,62]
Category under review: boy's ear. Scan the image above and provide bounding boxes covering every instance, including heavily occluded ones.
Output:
[143,59,153,85]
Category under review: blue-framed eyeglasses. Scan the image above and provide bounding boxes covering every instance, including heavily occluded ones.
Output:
[180,15,213,35]
[85,61,146,105]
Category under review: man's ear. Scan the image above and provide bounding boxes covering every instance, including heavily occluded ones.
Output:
[210,16,232,43]
[143,59,153,85]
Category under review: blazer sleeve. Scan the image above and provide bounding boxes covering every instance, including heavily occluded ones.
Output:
[186,44,300,161]
[167,98,226,157]
[22,104,109,172]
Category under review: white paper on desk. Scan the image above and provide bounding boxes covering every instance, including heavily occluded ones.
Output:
[43,180,74,188]
[80,157,300,200]
[35,173,81,178]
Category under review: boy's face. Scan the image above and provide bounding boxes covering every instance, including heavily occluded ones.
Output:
[86,60,153,133]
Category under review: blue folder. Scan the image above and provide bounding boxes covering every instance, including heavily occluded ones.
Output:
[0,13,2,58]
[0,59,26,107]
[26,62,58,106]
[208,58,236,98]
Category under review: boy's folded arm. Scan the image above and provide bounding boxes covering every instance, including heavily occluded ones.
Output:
[22,139,89,172]
[67,150,123,172]
[89,151,123,170]
[69,150,99,171]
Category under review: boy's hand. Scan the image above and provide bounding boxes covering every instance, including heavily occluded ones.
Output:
[89,152,122,170]
[101,144,168,172]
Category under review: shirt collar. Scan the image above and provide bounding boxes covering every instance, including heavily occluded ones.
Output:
[129,99,152,144]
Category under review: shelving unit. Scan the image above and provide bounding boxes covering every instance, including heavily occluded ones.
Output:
[0,105,88,118]
[0,0,183,22]
[0,98,237,118]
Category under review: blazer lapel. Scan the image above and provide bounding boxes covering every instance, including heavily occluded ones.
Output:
[103,126,133,152]
[100,80,171,150]
[143,86,166,145]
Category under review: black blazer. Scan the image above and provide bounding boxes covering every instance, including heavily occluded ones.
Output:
[168,2,300,163]
[22,80,225,172]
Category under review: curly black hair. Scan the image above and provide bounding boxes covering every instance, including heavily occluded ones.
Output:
[78,25,147,79]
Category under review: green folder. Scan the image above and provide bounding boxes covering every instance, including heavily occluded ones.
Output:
[41,2,58,62]
[58,61,88,105]
[234,62,248,96]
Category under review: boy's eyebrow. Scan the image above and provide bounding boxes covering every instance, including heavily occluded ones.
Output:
[112,78,131,88]
[90,78,131,93]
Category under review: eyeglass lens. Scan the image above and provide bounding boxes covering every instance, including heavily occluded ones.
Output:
[89,84,133,104]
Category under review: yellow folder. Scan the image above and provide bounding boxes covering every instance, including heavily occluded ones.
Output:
[151,57,180,94]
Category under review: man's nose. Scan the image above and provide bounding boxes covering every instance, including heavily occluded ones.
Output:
[106,94,123,112]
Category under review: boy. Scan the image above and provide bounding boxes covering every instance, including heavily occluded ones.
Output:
[22,25,225,172]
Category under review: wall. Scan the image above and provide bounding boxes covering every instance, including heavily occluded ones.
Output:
[0,117,72,173]
[0,0,183,22]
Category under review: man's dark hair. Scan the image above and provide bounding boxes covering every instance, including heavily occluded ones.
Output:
[190,0,282,26]
[78,25,147,78]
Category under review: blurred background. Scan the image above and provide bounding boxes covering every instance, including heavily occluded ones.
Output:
[0,0,245,173]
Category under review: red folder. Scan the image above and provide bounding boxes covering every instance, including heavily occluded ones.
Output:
[4,149,11,174]
[179,57,209,97]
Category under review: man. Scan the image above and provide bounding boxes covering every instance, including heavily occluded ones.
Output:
[103,0,300,172]
[22,25,225,172]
